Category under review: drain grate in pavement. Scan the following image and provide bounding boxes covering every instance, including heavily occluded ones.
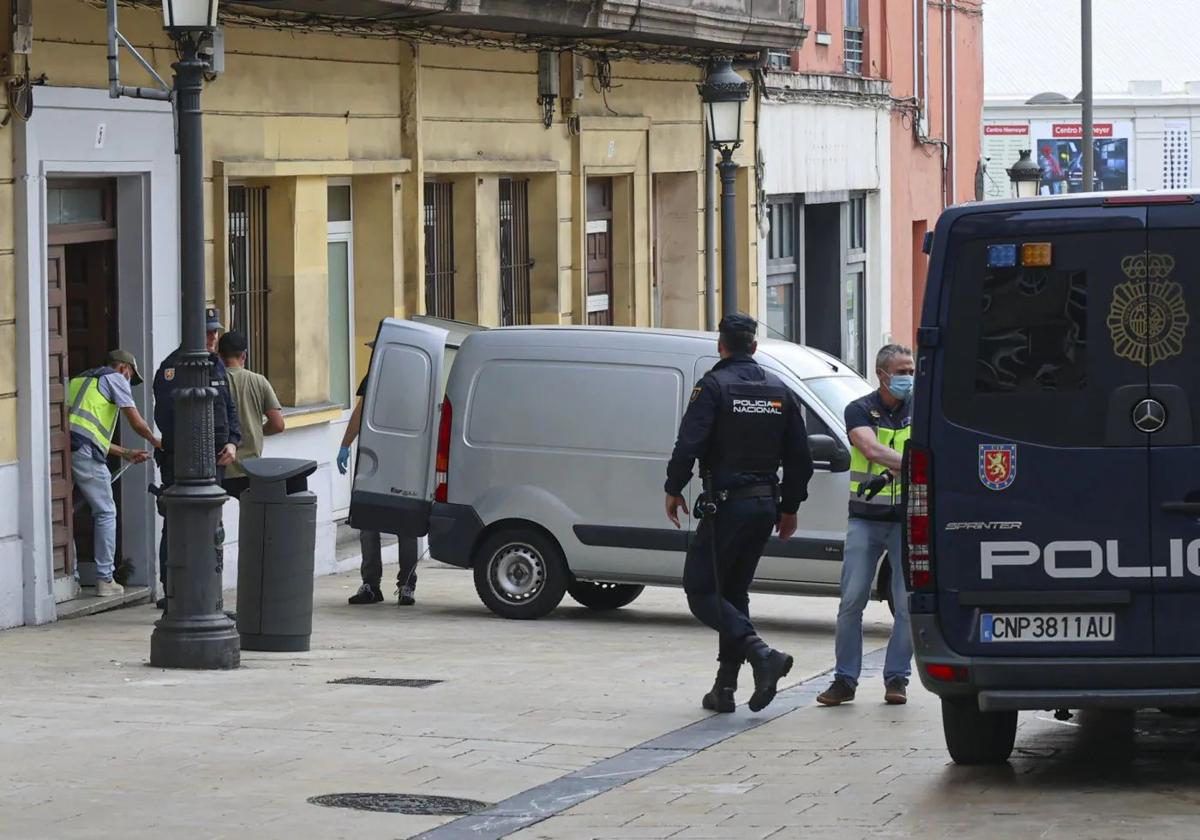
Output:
[328,677,443,688]
[308,793,489,815]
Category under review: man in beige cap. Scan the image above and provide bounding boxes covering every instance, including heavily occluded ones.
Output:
[68,350,161,596]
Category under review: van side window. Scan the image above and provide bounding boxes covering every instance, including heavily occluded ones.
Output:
[801,403,834,438]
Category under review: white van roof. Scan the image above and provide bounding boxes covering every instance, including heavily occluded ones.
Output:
[459,325,853,380]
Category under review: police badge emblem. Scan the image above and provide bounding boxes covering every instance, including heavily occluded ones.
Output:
[978,443,1017,491]
[164,367,175,382]
[1108,252,1189,366]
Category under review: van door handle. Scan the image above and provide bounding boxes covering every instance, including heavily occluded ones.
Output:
[1162,501,1200,515]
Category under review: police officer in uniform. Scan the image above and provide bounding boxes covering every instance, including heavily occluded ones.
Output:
[817,343,913,707]
[665,314,814,714]
[152,308,241,607]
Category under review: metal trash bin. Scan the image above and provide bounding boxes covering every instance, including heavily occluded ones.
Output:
[236,457,318,652]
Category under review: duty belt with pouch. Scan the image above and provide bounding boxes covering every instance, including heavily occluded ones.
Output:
[696,477,778,519]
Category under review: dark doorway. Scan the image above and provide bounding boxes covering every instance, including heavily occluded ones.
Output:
[586,178,614,326]
[804,202,842,359]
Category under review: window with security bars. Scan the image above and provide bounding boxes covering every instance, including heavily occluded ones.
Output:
[228,185,270,376]
[424,181,455,319]
[499,178,533,326]
[844,0,863,75]
[1163,122,1191,190]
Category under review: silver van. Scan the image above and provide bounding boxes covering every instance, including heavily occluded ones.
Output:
[351,319,881,619]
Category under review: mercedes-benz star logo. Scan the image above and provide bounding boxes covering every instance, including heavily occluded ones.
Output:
[1132,398,1167,433]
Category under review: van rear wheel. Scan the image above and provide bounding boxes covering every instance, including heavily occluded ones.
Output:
[473,529,568,620]
[567,581,644,611]
[941,698,1017,765]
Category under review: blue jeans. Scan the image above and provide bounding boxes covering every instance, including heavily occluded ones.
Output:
[683,496,778,663]
[71,449,117,582]
[834,517,912,686]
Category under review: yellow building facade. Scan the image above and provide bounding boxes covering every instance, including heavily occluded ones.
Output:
[0,0,806,627]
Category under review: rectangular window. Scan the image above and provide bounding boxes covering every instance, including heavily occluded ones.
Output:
[766,50,792,70]
[424,181,455,319]
[228,184,270,376]
[499,178,533,326]
[844,0,863,75]
[327,181,354,409]
[766,195,802,343]
[848,195,867,252]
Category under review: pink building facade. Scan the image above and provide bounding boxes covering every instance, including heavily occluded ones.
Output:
[759,0,983,370]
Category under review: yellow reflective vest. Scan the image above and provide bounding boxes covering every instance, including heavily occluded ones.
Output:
[68,373,119,456]
[847,396,911,519]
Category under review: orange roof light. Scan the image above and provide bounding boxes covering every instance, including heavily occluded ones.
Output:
[1021,242,1053,267]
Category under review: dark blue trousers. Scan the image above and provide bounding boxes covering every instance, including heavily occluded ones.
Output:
[682,496,778,663]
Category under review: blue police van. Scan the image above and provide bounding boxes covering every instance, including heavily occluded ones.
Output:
[905,191,1200,764]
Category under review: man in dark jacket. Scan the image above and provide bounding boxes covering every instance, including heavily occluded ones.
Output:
[152,307,241,605]
[665,313,814,714]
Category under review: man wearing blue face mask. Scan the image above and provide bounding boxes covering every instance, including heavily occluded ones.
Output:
[818,344,915,707]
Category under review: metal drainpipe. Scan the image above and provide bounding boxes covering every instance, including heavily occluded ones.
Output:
[704,133,718,331]
[949,2,957,201]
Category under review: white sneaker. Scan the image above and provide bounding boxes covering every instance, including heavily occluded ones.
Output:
[95,579,125,597]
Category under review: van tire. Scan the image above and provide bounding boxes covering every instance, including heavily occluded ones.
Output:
[473,529,568,620]
[567,581,644,611]
[941,698,1017,765]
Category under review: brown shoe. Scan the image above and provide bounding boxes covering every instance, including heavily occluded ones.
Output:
[884,678,908,705]
[816,678,856,706]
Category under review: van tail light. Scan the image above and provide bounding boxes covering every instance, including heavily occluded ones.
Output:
[925,663,968,682]
[434,396,451,504]
[903,445,933,591]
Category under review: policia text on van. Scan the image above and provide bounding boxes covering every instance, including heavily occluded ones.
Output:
[905,191,1200,765]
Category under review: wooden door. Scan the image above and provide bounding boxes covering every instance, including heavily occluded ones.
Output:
[66,242,118,375]
[586,179,613,326]
[47,246,74,578]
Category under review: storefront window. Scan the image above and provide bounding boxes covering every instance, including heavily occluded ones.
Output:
[766,283,793,341]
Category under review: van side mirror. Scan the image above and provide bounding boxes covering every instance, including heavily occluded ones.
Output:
[809,434,851,473]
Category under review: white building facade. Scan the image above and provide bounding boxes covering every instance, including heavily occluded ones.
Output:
[757,72,893,377]
[982,0,1200,199]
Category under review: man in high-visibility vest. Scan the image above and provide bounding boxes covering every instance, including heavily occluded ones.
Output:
[818,344,914,707]
[68,350,161,596]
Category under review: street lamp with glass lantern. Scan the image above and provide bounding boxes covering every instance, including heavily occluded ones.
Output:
[698,59,751,318]
[1006,149,1043,199]
[150,0,240,670]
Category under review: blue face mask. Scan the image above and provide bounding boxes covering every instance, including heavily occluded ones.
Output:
[886,374,914,400]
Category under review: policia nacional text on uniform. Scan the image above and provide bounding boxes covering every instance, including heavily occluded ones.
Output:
[665,314,815,714]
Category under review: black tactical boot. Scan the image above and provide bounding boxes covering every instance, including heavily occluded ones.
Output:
[702,661,741,713]
[743,636,794,713]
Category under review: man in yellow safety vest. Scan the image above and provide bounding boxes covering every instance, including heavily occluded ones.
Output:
[817,344,915,707]
[68,350,161,596]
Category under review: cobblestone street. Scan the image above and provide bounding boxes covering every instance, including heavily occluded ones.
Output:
[4,561,1200,839]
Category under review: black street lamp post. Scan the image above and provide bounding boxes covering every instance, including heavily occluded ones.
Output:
[698,59,751,319]
[150,0,240,670]
[1006,149,1043,199]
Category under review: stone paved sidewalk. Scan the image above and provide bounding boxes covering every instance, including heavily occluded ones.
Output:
[0,559,892,840]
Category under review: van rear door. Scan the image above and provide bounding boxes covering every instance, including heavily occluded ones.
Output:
[1146,201,1200,654]
[350,318,447,538]
[929,206,1153,657]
